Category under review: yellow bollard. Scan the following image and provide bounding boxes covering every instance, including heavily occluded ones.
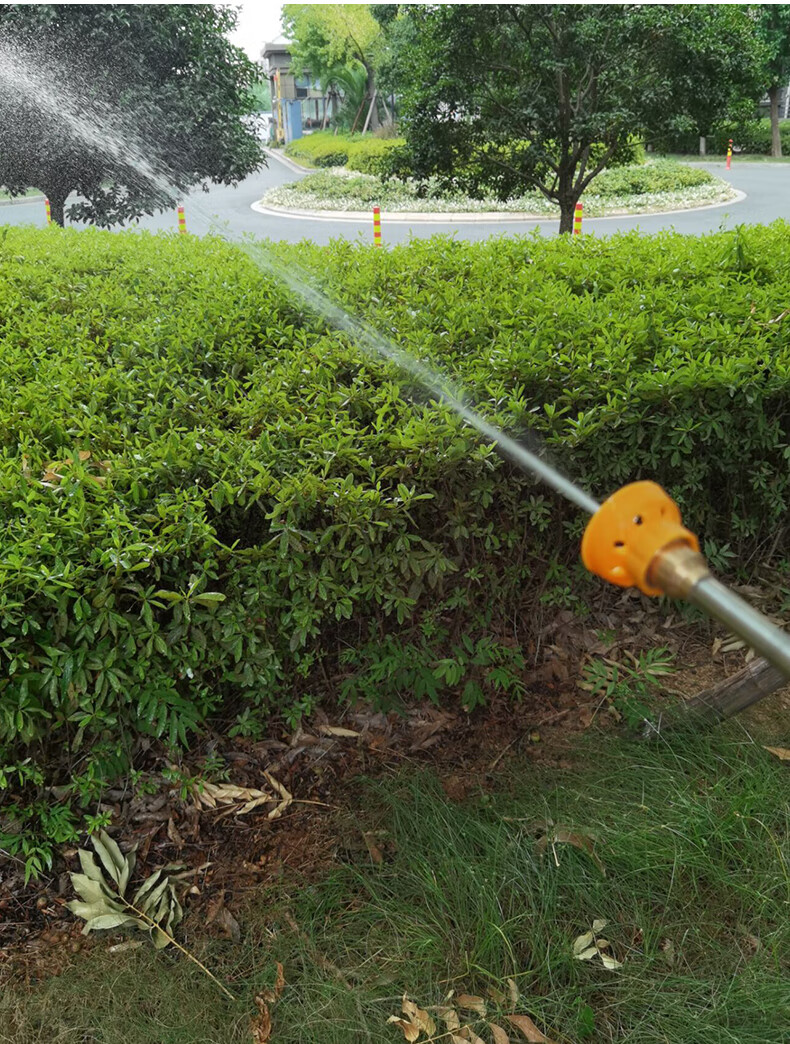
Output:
[573,202,583,236]
[177,204,187,234]
[373,206,381,246]
[44,198,52,226]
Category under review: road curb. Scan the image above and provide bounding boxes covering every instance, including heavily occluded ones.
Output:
[262,147,312,175]
[251,189,746,226]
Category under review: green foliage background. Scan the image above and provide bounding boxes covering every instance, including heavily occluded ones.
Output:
[1,224,789,864]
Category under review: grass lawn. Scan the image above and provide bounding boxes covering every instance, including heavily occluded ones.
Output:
[659,152,790,164]
[0,188,41,201]
[2,720,788,1044]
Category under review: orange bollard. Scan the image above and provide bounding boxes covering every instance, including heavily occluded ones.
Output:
[44,198,52,226]
[177,204,187,234]
[573,202,583,236]
[726,139,733,170]
[373,205,381,246]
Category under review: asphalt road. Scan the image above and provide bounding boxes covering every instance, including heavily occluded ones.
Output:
[2,153,789,243]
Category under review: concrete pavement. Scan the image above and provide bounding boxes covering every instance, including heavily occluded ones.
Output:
[2,154,788,243]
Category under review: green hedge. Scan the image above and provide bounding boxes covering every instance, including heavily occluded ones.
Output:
[284,131,405,174]
[659,117,790,155]
[591,161,713,195]
[1,225,789,868]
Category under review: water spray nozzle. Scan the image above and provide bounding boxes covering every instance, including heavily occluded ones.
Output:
[582,481,790,677]
[581,481,699,596]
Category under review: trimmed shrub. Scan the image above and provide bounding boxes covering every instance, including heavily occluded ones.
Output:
[1,225,789,867]
[346,136,408,176]
[284,131,406,172]
[284,131,353,167]
[592,161,713,195]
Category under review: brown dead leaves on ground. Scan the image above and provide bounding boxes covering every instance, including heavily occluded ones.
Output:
[387,984,559,1044]
[192,773,293,820]
[535,823,606,875]
[251,962,285,1043]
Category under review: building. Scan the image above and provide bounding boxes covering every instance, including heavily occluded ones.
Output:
[261,36,328,144]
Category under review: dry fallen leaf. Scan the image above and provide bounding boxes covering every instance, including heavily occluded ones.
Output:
[486,985,507,1005]
[362,830,384,865]
[458,1026,486,1044]
[40,451,109,488]
[600,953,623,970]
[456,994,487,1016]
[193,774,292,819]
[262,961,286,1004]
[489,1026,510,1044]
[108,940,143,954]
[764,746,790,762]
[274,961,286,999]
[317,725,360,738]
[386,1016,421,1042]
[437,1005,462,1032]
[536,828,605,875]
[402,997,436,1036]
[573,920,622,969]
[506,978,519,1008]
[167,816,184,848]
[263,772,294,819]
[573,931,595,956]
[251,995,272,1044]
[205,895,241,943]
[505,1014,557,1043]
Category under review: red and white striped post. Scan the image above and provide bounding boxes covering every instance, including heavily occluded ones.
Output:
[573,201,583,236]
[373,205,381,246]
[44,198,52,226]
[726,139,733,170]
[177,204,187,234]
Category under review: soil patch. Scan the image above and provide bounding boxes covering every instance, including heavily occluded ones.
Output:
[2,603,786,986]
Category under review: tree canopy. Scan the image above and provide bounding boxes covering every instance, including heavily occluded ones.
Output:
[390,4,768,231]
[282,4,386,130]
[757,4,790,156]
[0,4,265,225]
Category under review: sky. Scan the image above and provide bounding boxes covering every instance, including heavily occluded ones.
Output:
[227,2,285,61]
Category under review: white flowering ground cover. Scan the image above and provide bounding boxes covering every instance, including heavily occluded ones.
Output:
[262,163,736,216]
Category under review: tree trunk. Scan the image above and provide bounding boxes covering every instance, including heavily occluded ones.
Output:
[364,64,380,132]
[555,205,571,234]
[558,196,576,234]
[769,84,782,158]
[44,187,68,227]
[699,135,707,157]
[362,90,378,134]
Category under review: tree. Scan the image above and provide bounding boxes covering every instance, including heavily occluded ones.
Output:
[0,4,265,226]
[249,76,272,114]
[391,5,767,232]
[757,5,790,157]
[282,4,385,131]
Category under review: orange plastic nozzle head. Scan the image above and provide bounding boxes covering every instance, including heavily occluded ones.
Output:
[581,481,699,596]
